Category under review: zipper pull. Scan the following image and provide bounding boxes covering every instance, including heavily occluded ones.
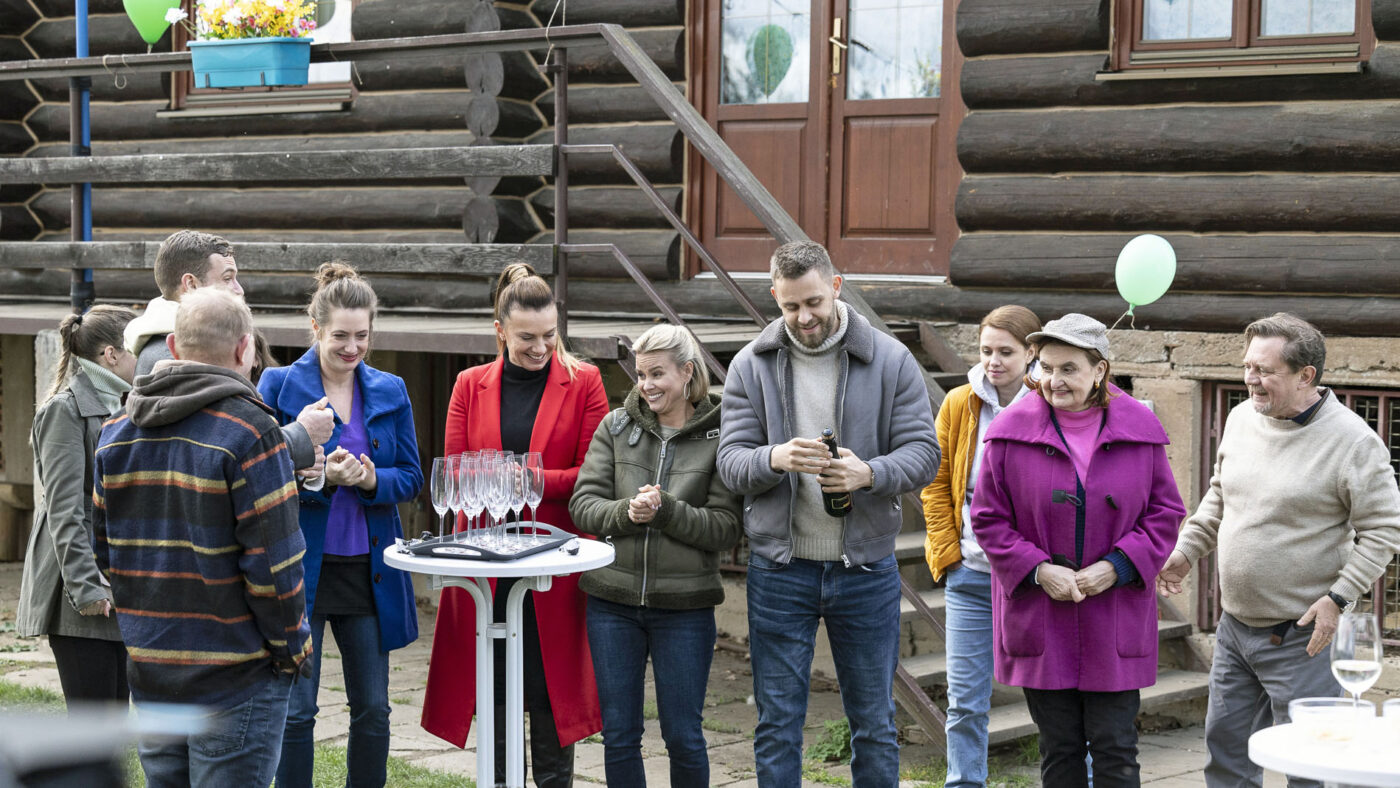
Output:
[841,553,852,568]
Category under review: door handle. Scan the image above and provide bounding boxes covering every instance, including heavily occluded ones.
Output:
[830,18,846,76]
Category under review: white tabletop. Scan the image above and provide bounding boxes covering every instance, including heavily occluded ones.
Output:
[383,538,614,579]
[1250,720,1400,787]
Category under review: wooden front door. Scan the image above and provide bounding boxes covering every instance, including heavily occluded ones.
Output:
[691,0,961,275]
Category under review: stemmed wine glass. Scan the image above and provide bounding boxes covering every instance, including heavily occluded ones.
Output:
[1332,610,1383,712]
[445,454,464,539]
[430,457,451,539]
[508,455,527,543]
[524,452,544,544]
[460,452,481,542]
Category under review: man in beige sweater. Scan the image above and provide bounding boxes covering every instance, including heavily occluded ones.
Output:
[1159,313,1400,788]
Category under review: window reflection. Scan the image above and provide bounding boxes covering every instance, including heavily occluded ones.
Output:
[1142,0,1233,40]
[1261,0,1355,35]
[847,0,942,99]
[721,0,811,105]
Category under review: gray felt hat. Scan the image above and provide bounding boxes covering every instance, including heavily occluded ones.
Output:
[1026,313,1110,358]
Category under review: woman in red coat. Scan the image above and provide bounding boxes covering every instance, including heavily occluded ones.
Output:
[421,262,609,787]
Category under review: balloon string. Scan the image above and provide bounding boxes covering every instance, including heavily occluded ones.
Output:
[1109,307,1137,332]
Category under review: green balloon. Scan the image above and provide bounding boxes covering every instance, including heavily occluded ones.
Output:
[1115,234,1176,308]
[748,24,794,97]
[123,0,182,46]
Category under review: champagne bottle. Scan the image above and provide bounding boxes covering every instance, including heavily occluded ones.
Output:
[820,428,852,518]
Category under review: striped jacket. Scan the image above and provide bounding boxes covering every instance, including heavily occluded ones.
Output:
[93,361,312,708]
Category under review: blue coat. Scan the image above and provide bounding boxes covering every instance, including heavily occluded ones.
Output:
[258,347,423,652]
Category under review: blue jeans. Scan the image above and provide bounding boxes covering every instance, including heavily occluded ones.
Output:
[944,565,994,788]
[277,612,391,788]
[586,595,716,788]
[748,554,901,787]
[137,672,292,788]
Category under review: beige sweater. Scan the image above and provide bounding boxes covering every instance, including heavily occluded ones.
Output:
[1176,391,1400,627]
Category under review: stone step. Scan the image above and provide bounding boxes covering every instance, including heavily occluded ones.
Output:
[894,531,925,564]
[985,669,1211,747]
[901,619,1196,686]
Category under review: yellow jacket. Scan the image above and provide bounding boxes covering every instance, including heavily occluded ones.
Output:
[921,383,983,581]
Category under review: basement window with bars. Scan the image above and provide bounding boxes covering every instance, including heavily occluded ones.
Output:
[1197,382,1400,644]
[1106,0,1374,78]
[162,0,357,117]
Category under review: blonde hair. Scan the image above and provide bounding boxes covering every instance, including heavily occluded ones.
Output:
[493,262,581,379]
[47,305,136,401]
[174,288,253,363]
[631,324,710,404]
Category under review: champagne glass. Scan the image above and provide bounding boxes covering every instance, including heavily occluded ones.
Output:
[488,456,511,547]
[446,454,465,538]
[1332,610,1383,711]
[508,455,527,544]
[460,452,481,542]
[524,452,544,544]
[430,457,450,538]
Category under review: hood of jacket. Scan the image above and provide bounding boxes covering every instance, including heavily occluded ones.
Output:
[127,361,269,429]
[966,362,1038,420]
[984,383,1169,448]
[622,388,722,441]
[123,295,179,356]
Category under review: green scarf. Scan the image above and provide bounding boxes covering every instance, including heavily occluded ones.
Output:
[76,357,131,415]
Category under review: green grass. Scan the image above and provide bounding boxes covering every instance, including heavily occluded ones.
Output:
[641,700,659,720]
[900,737,1041,788]
[700,717,744,735]
[805,717,853,764]
[801,762,852,786]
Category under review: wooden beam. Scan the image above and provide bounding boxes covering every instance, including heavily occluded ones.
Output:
[958,103,1400,174]
[0,334,35,487]
[0,146,555,185]
[951,233,1400,295]
[0,242,555,275]
[957,174,1400,233]
[957,0,1107,57]
[918,322,972,374]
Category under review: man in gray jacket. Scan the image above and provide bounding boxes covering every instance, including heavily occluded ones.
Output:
[718,240,940,786]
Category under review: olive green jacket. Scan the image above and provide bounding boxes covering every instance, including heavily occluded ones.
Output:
[570,390,742,609]
[17,372,122,640]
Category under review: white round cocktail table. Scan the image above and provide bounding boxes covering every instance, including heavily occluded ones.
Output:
[1249,720,1400,787]
[384,537,614,788]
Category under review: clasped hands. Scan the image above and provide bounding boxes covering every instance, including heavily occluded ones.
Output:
[1038,560,1117,603]
[627,484,662,524]
[326,447,377,491]
[770,437,872,494]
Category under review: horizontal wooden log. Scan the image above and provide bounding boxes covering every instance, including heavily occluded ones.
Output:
[553,229,679,280]
[354,0,472,38]
[27,90,491,142]
[565,28,684,83]
[538,83,675,124]
[958,0,1107,57]
[498,51,551,100]
[958,103,1400,173]
[0,41,38,118]
[0,205,40,240]
[962,49,1399,110]
[956,174,1400,233]
[32,186,484,230]
[531,123,682,184]
[487,195,539,243]
[26,13,159,58]
[71,228,476,244]
[1375,0,1400,41]
[28,0,126,17]
[530,186,680,229]
[4,146,554,185]
[0,122,31,156]
[950,233,1400,295]
[31,130,477,159]
[0,241,555,275]
[0,0,40,34]
[28,70,166,102]
[530,0,685,27]
[0,184,37,202]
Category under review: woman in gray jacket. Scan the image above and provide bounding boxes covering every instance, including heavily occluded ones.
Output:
[570,324,742,788]
[18,306,137,707]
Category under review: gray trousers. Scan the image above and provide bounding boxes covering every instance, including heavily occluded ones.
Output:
[1204,613,1341,788]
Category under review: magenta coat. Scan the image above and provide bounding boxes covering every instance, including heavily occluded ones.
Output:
[970,386,1186,692]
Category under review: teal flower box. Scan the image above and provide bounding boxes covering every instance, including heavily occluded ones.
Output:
[188,37,312,89]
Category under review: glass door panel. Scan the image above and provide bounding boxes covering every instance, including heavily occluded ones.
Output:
[847,0,942,99]
[721,0,813,104]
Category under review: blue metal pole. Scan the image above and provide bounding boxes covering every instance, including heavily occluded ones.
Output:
[69,0,94,314]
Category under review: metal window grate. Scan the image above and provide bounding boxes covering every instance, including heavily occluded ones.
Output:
[1200,383,1400,644]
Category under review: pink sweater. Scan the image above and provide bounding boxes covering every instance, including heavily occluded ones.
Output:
[1054,406,1101,481]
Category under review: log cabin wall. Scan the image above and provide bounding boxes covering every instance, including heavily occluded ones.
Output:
[951,0,1400,338]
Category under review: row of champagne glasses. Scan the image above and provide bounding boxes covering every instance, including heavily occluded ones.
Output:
[430,451,545,551]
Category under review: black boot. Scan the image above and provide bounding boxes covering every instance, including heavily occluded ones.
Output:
[526,703,574,788]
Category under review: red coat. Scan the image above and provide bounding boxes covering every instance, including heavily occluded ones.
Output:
[420,357,610,748]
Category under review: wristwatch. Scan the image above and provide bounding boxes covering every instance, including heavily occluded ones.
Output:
[1327,591,1355,613]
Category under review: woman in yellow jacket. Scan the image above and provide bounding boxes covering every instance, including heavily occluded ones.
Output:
[922,305,1040,788]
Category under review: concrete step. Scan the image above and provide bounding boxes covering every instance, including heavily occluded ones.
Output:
[986,669,1211,746]
[894,531,925,564]
[899,587,946,624]
[901,619,1196,686]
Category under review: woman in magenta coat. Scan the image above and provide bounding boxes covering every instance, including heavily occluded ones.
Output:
[971,314,1185,788]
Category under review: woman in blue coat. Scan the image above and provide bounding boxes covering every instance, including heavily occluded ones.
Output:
[259,262,424,788]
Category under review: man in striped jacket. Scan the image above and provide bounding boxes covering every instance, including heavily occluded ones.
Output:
[93,288,313,788]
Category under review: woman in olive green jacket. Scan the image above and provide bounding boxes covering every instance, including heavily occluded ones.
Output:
[570,324,741,788]
[18,306,137,707]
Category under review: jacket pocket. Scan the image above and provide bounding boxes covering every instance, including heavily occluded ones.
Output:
[1115,584,1156,659]
[1000,593,1047,657]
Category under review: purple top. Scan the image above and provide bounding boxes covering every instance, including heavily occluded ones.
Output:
[1054,406,1101,481]
[325,382,369,556]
